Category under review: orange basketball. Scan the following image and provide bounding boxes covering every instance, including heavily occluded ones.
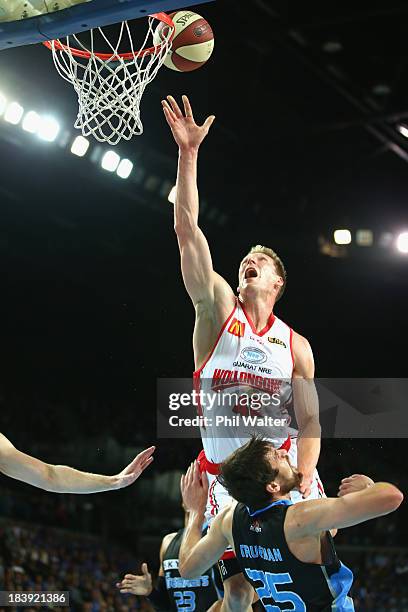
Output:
[153,11,214,72]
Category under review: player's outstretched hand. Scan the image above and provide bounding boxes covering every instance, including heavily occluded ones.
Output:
[338,474,375,497]
[180,460,208,514]
[113,446,155,490]
[116,563,152,595]
[162,95,215,151]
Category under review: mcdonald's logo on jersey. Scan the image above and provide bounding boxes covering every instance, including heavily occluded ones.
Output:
[228,318,245,337]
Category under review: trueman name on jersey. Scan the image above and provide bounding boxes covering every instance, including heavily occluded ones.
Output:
[240,545,283,562]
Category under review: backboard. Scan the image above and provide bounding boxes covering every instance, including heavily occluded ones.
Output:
[0,0,214,50]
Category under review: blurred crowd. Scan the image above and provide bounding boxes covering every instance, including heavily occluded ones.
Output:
[350,551,408,611]
[1,513,408,611]
[0,392,407,609]
[0,521,152,612]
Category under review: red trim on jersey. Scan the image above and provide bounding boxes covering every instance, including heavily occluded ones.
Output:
[289,327,295,370]
[317,480,325,496]
[199,436,292,476]
[208,479,219,516]
[220,549,236,561]
[239,301,276,337]
[197,449,222,475]
[193,304,237,376]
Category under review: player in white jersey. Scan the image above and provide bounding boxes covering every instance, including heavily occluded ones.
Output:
[162,94,322,611]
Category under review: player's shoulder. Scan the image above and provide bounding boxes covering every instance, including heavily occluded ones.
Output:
[214,501,237,534]
[285,496,338,540]
[290,330,314,376]
[291,329,312,350]
[160,531,179,553]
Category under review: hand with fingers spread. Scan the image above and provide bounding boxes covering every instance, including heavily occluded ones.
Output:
[162,95,215,152]
[338,474,374,497]
[113,446,155,490]
[180,460,208,515]
[116,563,152,595]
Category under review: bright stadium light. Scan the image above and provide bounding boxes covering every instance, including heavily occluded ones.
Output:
[22,110,40,133]
[4,101,24,125]
[0,93,7,116]
[397,124,408,138]
[116,158,133,179]
[168,185,177,204]
[101,150,120,172]
[71,135,90,157]
[396,231,408,254]
[333,229,352,245]
[38,116,60,142]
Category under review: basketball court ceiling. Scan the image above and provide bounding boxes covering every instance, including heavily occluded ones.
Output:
[0,1,407,244]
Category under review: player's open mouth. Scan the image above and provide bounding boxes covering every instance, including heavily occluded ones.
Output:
[245,267,258,279]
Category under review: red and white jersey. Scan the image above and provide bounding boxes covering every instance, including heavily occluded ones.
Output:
[194,299,296,464]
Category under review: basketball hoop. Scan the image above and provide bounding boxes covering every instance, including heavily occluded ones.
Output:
[43,13,175,145]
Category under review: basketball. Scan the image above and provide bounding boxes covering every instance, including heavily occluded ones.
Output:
[153,11,214,72]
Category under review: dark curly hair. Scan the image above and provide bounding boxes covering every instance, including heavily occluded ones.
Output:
[218,437,278,510]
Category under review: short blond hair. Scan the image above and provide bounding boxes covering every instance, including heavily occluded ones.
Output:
[248,245,287,301]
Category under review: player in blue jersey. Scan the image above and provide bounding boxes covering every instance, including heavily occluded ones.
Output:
[178,438,403,611]
[117,503,222,611]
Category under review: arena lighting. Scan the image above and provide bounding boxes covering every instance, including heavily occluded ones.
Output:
[71,135,90,157]
[396,231,408,254]
[22,110,40,134]
[116,158,133,179]
[168,185,176,204]
[379,232,394,248]
[333,229,352,245]
[0,92,6,116]
[101,150,120,172]
[356,229,373,247]
[38,116,60,142]
[397,124,408,138]
[4,101,24,125]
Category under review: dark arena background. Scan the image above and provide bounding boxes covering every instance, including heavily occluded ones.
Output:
[0,1,408,610]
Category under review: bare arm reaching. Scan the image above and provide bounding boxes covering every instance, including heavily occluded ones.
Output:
[0,432,154,493]
[179,461,230,579]
[287,474,403,537]
[162,95,235,366]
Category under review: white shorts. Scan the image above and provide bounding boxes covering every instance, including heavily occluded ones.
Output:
[205,436,325,524]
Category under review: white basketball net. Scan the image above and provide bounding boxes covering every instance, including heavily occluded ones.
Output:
[47,17,174,145]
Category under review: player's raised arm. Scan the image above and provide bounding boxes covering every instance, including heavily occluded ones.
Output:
[0,432,155,493]
[162,95,234,311]
[287,474,403,536]
[179,461,230,579]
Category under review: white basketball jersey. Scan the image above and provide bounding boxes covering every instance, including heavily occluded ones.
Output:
[194,299,295,464]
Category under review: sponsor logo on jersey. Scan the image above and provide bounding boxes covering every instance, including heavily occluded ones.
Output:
[268,337,287,348]
[165,573,210,588]
[163,559,178,571]
[240,347,267,364]
[218,559,228,576]
[250,520,262,533]
[228,318,245,337]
